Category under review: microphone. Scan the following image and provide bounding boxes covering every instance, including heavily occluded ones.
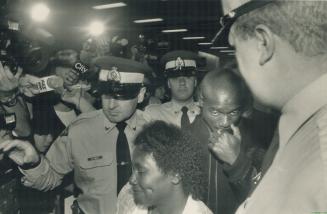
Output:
[29,75,64,94]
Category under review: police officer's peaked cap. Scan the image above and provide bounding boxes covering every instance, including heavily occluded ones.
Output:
[93,56,153,99]
[160,50,199,78]
[95,56,152,84]
[211,0,273,44]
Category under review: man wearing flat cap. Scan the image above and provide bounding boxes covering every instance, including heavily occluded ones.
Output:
[0,56,151,214]
[212,0,327,213]
[144,50,200,129]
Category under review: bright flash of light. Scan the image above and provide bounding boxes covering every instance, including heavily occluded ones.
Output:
[89,21,105,36]
[31,3,50,22]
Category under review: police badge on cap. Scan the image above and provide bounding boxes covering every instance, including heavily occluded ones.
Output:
[161,50,198,78]
[93,56,152,100]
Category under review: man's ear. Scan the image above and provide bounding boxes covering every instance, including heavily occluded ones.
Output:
[137,87,146,103]
[254,24,275,66]
[194,77,197,88]
[167,79,171,89]
[170,173,182,185]
[198,90,204,107]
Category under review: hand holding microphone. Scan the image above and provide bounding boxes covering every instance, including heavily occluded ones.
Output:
[19,74,64,97]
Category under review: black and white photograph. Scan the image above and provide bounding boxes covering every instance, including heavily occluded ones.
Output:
[0,0,326,213]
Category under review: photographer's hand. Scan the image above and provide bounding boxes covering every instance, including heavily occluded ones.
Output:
[0,139,40,167]
[19,74,41,97]
[61,88,95,113]
[0,62,22,92]
[94,34,111,56]
[208,124,242,165]
[55,67,79,87]
[61,88,82,106]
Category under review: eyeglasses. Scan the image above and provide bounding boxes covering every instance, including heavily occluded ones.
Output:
[211,0,274,44]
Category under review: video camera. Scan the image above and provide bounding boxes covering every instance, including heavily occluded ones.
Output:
[0,1,54,75]
[0,113,16,130]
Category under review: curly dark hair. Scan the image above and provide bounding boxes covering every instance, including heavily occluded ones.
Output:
[134,120,206,200]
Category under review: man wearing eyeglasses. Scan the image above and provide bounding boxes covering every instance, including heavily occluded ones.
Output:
[190,70,267,214]
[213,0,327,213]
[0,56,152,214]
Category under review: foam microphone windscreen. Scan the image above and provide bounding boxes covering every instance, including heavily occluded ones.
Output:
[47,76,64,90]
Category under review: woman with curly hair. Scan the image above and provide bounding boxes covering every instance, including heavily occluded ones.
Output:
[116,121,212,214]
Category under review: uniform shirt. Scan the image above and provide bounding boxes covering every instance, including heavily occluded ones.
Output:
[20,109,149,214]
[116,184,213,214]
[236,74,327,214]
[144,100,200,127]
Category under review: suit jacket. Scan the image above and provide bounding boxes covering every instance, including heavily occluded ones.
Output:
[190,115,267,214]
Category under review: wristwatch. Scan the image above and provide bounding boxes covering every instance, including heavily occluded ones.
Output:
[0,92,18,107]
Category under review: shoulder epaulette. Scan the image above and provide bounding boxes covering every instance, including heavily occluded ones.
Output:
[67,110,102,129]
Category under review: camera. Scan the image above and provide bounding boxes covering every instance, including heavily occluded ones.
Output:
[0,2,54,75]
[0,113,16,130]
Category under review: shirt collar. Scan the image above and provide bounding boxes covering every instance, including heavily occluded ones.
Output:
[103,110,138,132]
[182,195,199,214]
[170,100,200,114]
[279,73,327,146]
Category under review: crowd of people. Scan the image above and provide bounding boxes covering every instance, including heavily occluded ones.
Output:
[0,0,327,214]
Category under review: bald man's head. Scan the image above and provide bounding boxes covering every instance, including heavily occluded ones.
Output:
[200,70,250,132]
[201,70,248,106]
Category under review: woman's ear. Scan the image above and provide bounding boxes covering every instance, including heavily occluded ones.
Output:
[170,173,182,185]
[254,24,275,66]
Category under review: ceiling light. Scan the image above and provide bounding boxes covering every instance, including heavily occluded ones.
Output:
[162,29,188,33]
[93,2,127,10]
[198,42,213,45]
[134,18,163,23]
[210,46,229,49]
[182,37,205,40]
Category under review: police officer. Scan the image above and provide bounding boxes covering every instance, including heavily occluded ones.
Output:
[0,56,152,214]
[214,0,327,213]
[144,50,200,129]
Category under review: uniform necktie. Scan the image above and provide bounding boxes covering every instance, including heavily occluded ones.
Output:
[116,122,132,194]
[181,106,190,129]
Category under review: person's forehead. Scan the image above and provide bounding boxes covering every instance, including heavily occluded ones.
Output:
[203,87,242,107]
[133,147,157,168]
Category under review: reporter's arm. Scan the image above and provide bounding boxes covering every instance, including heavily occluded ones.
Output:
[2,96,32,137]
[20,132,74,191]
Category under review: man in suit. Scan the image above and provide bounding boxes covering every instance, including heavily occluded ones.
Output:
[190,70,268,214]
